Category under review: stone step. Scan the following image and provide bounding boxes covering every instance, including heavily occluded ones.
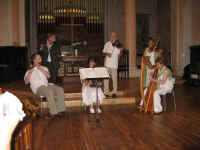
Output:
[41,91,135,108]
[64,97,136,108]
[41,97,136,108]
[64,91,125,100]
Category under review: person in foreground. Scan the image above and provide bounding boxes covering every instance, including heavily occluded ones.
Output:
[24,53,67,118]
[139,57,175,114]
[0,90,26,150]
[81,57,105,114]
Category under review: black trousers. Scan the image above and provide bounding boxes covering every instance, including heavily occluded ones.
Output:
[46,62,58,83]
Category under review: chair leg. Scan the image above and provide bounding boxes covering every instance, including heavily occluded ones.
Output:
[162,95,167,112]
[172,90,176,111]
[81,102,87,112]
[40,101,43,114]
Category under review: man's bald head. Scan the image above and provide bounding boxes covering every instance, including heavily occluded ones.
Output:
[110,32,117,41]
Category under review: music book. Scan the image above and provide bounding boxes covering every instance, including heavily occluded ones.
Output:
[79,67,109,80]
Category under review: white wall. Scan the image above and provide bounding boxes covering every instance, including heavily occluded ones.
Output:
[182,0,200,67]
[0,0,25,46]
[0,0,12,46]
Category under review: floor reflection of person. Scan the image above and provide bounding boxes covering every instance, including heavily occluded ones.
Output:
[24,53,67,118]
[139,57,175,114]
[81,57,105,114]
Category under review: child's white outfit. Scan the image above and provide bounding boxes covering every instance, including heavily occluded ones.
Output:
[82,81,105,106]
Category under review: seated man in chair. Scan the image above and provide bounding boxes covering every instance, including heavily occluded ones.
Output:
[24,53,67,118]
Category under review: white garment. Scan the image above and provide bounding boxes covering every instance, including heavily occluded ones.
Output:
[0,92,25,150]
[104,67,118,94]
[146,69,154,88]
[82,84,105,106]
[144,48,156,87]
[0,91,25,120]
[47,41,53,62]
[24,66,49,94]
[47,47,52,62]
[103,41,120,69]
[140,78,175,113]
[144,48,156,66]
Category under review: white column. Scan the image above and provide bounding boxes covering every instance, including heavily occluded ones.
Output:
[171,0,184,76]
[19,0,26,46]
[8,0,13,45]
[125,0,137,78]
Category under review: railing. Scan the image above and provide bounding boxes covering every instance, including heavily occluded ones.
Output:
[118,49,129,79]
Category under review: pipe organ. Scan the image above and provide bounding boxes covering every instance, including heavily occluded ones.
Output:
[37,0,104,35]
[36,0,105,78]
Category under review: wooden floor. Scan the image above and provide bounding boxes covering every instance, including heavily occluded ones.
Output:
[1,78,200,150]
[30,81,200,150]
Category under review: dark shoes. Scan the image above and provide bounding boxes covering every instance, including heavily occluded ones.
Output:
[39,111,68,120]
[104,93,117,98]
[43,114,55,120]
[58,111,68,118]
[51,111,68,120]
[105,94,109,98]
[112,94,117,98]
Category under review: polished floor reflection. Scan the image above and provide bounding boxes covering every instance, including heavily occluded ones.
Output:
[31,81,200,150]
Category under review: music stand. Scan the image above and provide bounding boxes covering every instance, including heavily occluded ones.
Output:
[79,67,109,123]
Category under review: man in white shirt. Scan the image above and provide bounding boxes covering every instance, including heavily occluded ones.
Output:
[103,32,122,98]
[24,53,66,118]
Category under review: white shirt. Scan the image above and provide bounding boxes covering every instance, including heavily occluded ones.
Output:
[47,47,52,62]
[103,41,120,69]
[0,91,25,150]
[0,91,25,121]
[144,48,156,66]
[24,66,49,94]
[47,41,53,62]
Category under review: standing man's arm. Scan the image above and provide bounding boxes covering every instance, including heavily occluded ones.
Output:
[103,42,112,57]
[57,41,62,57]
[53,41,61,58]
[104,52,112,57]
[118,48,123,59]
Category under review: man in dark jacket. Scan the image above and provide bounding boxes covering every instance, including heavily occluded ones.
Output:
[42,34,61,83]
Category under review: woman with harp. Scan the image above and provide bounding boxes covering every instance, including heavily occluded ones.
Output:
[139,57,175,113]
[138,39,159,113]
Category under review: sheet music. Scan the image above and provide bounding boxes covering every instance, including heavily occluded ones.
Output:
[79,67,109,80]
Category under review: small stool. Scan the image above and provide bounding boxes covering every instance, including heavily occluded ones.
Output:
[40,96,47,115]
[162,87,176,112]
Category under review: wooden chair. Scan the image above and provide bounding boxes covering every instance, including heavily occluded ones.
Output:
[29,94,48,118]
[13,119,33,150]
[39,95,49,117]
